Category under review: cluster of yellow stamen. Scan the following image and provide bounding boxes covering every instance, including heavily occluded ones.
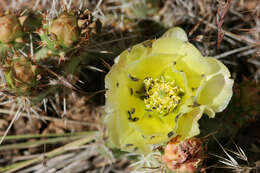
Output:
[143,77,184,114]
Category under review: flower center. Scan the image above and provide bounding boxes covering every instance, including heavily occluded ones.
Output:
[143,77,184,114]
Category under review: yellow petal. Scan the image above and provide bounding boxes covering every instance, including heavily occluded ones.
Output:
[126,44,149,64]
[104,113,120,147]
[179,43,212,74]
[152,37,212,76]
[131,116,173,142]
[126,54,179,80]
[120,130,152,154]
[162,27,188,42]
[204,106,215,118]
[198,73,233,112]
[205,57,231,77]
[105,112,152,153]
[151,37,186,55]
[174,59,204,96]
[176,106,205,139]
[105,68,128,111]
[114,43,149,68]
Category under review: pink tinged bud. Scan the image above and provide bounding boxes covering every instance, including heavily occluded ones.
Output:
[162,137,204,173]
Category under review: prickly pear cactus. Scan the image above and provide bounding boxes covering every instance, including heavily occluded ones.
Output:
[0,5,104,148]
[0,8,101,104]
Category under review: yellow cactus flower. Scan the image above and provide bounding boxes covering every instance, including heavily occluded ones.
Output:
[104,27,234,154]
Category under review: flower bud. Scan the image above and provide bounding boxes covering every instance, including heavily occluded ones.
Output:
[0,14,22,43]
[49,12,80,47]
[3,55,37,95]
[162,137,204,173]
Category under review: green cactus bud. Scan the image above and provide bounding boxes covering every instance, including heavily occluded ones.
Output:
[0,14,22,43]
[49,12,80,48]
[36,12,81,61]
[2,55,37,95]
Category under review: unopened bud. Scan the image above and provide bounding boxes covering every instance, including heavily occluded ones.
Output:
[49,12,80,47]
[0,15,22,43]
[162,137,204,173]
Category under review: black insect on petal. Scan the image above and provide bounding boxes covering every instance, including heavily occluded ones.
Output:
[125,144,133,147]
[163,112,169,116]
[191,87,197,92]
[128,74,139,81]
[175,113,181,123]
[178,91,184,97]
[193,101,200,107]
[127,110,132,120]
[130,88,133,95]
[139,95,147,100]
[132,117,139,122]
[131,108,136,114]
[168,131,174,138]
